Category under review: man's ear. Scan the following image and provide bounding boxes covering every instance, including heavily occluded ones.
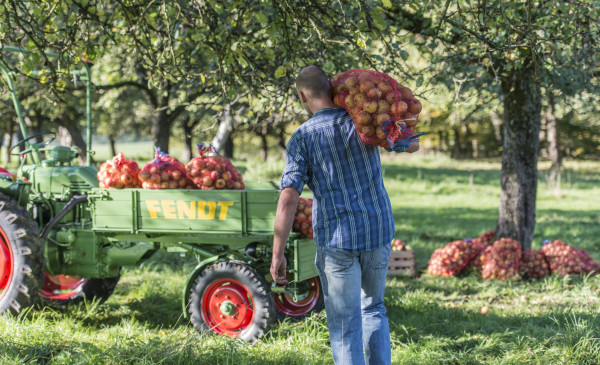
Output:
[298,90,308,104]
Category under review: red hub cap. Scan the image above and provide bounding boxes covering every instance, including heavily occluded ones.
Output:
[201,279,254,337]
[0,227,14,298]
[39,272,87,300]
[274,277,320,316]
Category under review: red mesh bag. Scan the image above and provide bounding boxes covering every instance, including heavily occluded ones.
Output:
[464,230,496,272]
[186,144,245,190]
[426,240,483,277]
[519,249,550,279]
[292,197,313,239]
[331,70,422,149]
[138,147,196,189]
[481,238,522,280]
[98,152,142,189]
[541,240,600,276]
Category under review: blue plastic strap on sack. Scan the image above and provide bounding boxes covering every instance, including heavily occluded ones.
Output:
[380,120,425,153]
[197,142,221,157]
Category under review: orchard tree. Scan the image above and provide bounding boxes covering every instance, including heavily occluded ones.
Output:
[1,0,415,154]
[383,0,599,248]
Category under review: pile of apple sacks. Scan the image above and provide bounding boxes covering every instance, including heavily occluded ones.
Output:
[99,147,245,191]
[427,231,600,280]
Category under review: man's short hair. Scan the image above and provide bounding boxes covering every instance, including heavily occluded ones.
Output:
[295,65,331,98]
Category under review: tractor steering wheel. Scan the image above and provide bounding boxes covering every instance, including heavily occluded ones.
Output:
[9,131,56,156]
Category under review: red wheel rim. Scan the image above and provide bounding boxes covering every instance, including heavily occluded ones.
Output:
[201,278,254,337]
[274,277,320,317]
[0,227,14,299]
[39,272,87,300]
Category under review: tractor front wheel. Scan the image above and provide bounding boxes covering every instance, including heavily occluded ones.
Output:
[0,194,43,315]
[39,272,120,305]
[188,261,274,343]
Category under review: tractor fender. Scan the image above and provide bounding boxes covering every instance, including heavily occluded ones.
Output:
[181,255,226,318]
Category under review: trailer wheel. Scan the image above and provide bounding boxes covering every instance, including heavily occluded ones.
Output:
[0,194,43,315]
[39,272,120,305]
[188,261,273,343]
[273,276,324,320]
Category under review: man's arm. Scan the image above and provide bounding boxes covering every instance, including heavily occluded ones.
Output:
[270,187,300,285]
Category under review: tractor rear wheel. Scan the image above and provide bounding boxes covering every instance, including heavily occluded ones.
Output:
[0,194,43,315]
[273,276,324,321]
[39,272,120,305]
[188,261,274,343]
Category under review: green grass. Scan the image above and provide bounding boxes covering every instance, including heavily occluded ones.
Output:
[2,155,600,364]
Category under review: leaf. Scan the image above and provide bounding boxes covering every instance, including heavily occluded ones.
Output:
[274,65,286,79]
[399,49,409,61]
[382,0,392,8]
[357,38,366,49]
[256,12,267,25]
[416,75,423,88]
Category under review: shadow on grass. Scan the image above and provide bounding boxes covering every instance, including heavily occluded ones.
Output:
[385,276,600,354]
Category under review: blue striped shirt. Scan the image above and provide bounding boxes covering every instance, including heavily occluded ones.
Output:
[280,107,395,252]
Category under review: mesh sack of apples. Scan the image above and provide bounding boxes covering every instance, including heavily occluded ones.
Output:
[426,240,484,277]
[331,69,422,150]
[541,240,600,276]
[480,238,522,280]
[139,148,196,189]
[185,144,245,190]
[518,249,550,279]
[98,152,142,189]
[292,197,313,239]
[464,230,496,272]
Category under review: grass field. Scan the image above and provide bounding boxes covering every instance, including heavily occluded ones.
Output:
[1,154,599,364]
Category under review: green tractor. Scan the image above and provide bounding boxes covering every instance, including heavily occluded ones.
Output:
[0,47,323,342]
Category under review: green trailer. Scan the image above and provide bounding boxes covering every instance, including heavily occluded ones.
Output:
[0,47,323,343]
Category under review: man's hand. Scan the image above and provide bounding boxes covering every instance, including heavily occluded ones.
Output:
[407,141,420,153]
[271,187,299,286]
[270,254,288,285]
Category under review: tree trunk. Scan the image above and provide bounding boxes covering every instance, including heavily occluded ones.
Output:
[152,109,171,154]
[496,65,542,249]
[260,133,268,161]
[3,132,12,165]
[451,126,461,158]
[490,111,503,144]
[546,92,561,197]
[211,104,234,155]
[222,135,234,158]
[109,134,117,157]
[181,114,193,161]
[59,122,88,165]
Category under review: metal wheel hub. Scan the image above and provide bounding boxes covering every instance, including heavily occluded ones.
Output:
[203,279,254,336]
[274,277,320,317]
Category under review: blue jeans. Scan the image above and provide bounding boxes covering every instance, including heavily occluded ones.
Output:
[315,244,392,365]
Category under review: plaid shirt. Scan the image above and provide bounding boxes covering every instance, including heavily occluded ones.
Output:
[280,107,395,252]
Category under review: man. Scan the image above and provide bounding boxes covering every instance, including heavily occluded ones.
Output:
[270,65,419,365]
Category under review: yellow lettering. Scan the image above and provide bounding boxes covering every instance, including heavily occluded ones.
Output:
[162,200,176,219]
[218,201,234,220]
[198,201,216,220]
[177,200,196,219]
[146,200,161,218]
